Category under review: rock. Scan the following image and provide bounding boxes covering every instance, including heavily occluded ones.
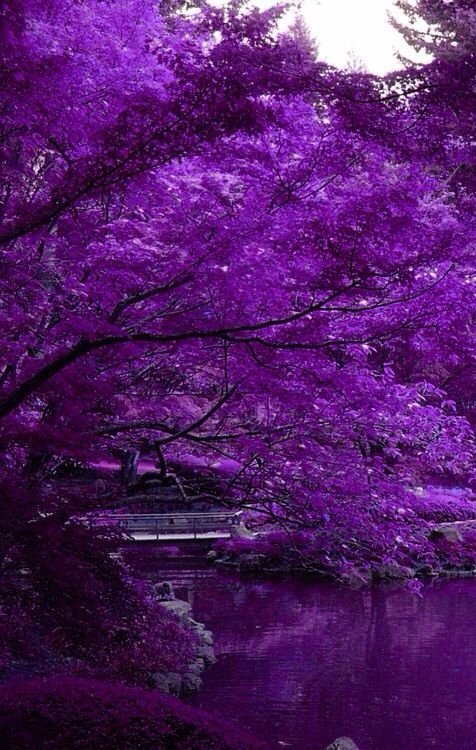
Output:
[230,523,255,539]
[187,657,205,674]
[159,599,192,620]
[324,738,360,750]
[153,580,175,601]
[149,672,169,693]
[196,644,216,665]
[201,629,214,646]
[188,617,206,630]
[165,672,182,696]
[430,525,462,543]
[375,562,413,580]
[181,672,203,693]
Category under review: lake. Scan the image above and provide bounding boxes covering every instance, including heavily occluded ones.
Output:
[125,547,476,750]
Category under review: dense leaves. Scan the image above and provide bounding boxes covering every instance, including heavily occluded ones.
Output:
[0,677,264,749]
[0,480,196,681]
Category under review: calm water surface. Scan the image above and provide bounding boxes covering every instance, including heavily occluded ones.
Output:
[126,548,476,750]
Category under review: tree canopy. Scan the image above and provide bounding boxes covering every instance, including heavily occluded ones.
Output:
[0,0,475,683]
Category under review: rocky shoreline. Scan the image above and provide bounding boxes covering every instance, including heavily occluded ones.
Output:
[209,548,476,584]
[206,519,476,584]
[149,581,216,697]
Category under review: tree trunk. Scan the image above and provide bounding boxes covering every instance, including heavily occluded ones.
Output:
[119,450,140,486]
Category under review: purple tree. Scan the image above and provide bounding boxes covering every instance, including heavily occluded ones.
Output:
[0,0,474,692]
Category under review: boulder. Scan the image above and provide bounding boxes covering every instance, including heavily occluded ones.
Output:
[165,672,182,696]
[430,524,462,543]
[181,672,203,694]
[188,617,206,630]
[375,563,414,580]
[196,644,216,665]
[153,581,175,601]
[159,599,192,621]
[149,672,169,693]
[230,523,255,540]
[187,657,206,674]
[201,629,214,646]
[324,738,360,750]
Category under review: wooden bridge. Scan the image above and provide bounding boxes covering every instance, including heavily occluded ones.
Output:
[87,510,243,542]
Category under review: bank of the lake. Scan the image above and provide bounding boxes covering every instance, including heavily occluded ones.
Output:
[124,546,476,750]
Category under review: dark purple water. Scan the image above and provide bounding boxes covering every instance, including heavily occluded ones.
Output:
[125,549,476,750]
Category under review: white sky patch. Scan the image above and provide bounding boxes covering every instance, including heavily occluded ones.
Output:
[302,0,410,74]
[254,0,431,74]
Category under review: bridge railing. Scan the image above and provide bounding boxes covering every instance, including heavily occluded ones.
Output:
[85,511,242,540]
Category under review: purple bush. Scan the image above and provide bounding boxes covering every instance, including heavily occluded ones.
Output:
[0,677,265,750]
[216,501,476,582]
[0,482,196,682]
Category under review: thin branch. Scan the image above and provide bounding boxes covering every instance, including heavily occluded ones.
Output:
[108,273,193,323]
[0,268,451,418]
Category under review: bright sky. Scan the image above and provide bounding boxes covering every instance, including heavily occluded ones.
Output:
[301,0,408,74]
[253,0,429,75]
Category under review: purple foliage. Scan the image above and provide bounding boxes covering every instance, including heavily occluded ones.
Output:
[217,520,476,582]
[0,481,197,681]
[0,0,474,701]
[0,677,265,749]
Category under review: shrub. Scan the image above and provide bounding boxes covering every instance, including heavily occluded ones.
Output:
[0,677,265,750]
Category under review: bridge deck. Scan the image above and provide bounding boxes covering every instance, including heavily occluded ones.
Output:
[86,510,242,542]
[130,530,232,541]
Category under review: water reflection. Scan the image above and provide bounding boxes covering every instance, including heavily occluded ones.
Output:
[124,549,476,750]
